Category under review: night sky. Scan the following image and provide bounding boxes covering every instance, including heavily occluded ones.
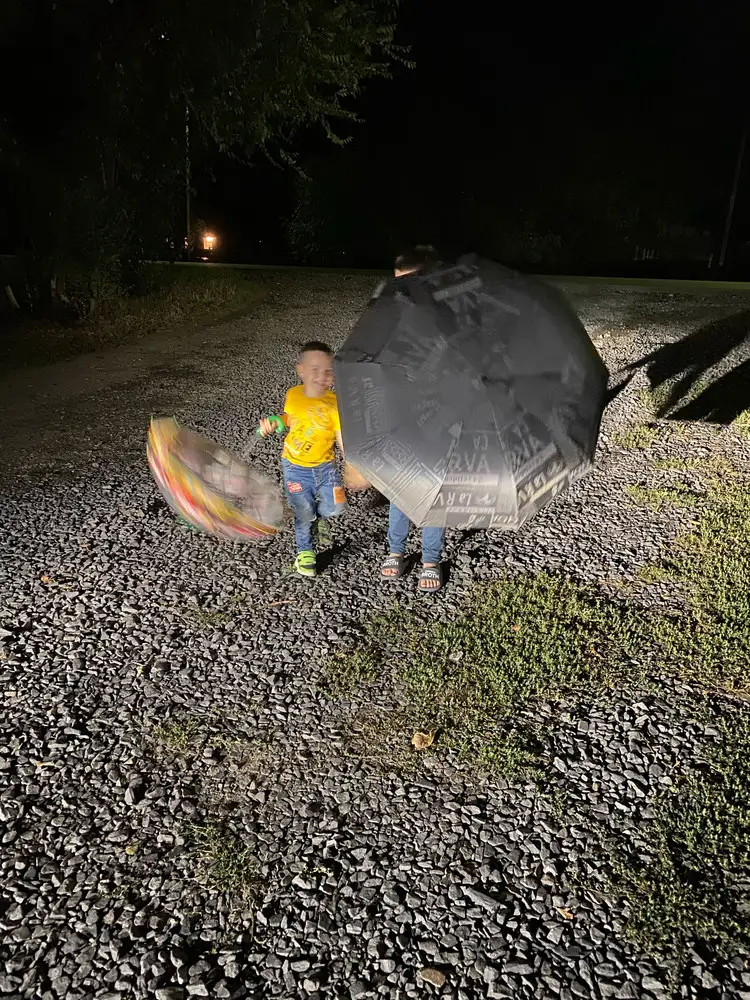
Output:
[194,0,750,269]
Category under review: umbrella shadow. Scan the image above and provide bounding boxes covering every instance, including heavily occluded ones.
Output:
[604,371,637,408]
[624,309,750,424]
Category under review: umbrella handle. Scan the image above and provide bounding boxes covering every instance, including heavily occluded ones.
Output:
[255,415,286,438]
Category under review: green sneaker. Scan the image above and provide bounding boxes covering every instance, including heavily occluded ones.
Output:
[294,550,317,577]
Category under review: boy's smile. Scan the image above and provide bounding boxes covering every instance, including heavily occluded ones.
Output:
[297,349,334,397]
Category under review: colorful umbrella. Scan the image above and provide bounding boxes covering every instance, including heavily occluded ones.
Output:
[147,417,284,541]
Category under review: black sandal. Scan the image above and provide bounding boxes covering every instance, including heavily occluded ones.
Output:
[418,565,443,593]
[381,554,406,580]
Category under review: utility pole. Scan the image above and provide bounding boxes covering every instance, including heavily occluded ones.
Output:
[719,122,748,268]
[185,105,191,262]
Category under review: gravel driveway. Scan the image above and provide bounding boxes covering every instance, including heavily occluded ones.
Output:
[2,272,750,1000]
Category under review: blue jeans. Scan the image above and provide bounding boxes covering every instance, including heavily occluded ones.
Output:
[388,504,445,566]
[282,459,346,553]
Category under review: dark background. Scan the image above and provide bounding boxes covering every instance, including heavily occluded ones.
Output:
[192,0,750,273]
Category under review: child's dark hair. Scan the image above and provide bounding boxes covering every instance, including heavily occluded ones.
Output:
[394,244,440,274]
[299,340,333,358]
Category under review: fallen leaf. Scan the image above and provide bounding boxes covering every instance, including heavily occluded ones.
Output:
[419,968,447,987]
[124,843,139,856]
[40,574,54,585]
[411,731,435,751]
[556,906,575,920]
[511,624,521,632]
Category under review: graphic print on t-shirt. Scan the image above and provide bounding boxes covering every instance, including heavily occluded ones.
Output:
[282,385,341,467]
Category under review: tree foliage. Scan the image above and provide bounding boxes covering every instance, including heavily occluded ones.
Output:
[0,0,407,311]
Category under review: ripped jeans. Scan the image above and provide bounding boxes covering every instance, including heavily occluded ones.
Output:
[282,458,347,553]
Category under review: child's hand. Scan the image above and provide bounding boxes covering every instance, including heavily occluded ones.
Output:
[344,462,371,492]
[258,417,276,437]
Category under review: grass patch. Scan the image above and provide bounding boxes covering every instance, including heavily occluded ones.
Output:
[732,409,750,435]
[609,713,750,966]
[612,423,659,450]
[635,564,676,585]
[150,714,272,766]
[185,606,234,630]
[455,729,545,782]
[327,575,643,778]
[625,483,699,512]
[342,708,423,774]
[323,642,381,696]
[654,455,739,486]
[646,477,750,693]
[389,576,636,726]
[188,823,261,902]
[0,264,264,369]
[647,375,713,419]
[152,717,203,755]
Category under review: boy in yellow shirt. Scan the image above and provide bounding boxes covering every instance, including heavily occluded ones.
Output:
[259,341,365,577]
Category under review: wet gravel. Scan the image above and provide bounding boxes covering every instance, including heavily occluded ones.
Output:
[1,271,750,1000]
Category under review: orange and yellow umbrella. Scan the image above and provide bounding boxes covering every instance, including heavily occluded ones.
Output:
[147,417,284,541]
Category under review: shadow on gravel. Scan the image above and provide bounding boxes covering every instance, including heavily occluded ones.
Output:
[317,540,352,574]
[625,309,750,424]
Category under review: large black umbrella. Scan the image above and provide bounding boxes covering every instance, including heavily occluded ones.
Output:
[334,255,608,530]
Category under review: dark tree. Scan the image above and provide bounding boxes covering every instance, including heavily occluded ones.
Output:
[0,0,408,311]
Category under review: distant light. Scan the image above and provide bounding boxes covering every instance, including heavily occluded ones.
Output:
[203,233,217,251]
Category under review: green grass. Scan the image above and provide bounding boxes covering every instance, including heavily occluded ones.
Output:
[185,606,234,630]
[606,469,750,969]
[323,638,382,696]
[635,564,676,584]
[150,714,272,766]
[624,483,699,512]
[391,576,635,725]
[654,454,738,479]
[0,264,264,369]
[645,477,750,693]
[151,717,203,755]
[328,461,749,726]
[732,409,750,435]
[646,375,714,420]
[612,423,660,450]
[188,824,261,902]
[327,575,643,777]
[609,713,750,966]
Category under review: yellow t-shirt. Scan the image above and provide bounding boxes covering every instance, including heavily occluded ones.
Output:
[282,385,341,467]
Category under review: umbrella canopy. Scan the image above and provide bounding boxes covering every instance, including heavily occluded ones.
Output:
[335,255,608,530]
[147,417,284,541]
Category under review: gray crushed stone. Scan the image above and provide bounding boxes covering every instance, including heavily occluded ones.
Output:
[1,272,750,999]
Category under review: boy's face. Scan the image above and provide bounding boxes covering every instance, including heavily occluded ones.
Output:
[297,350,333,397]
